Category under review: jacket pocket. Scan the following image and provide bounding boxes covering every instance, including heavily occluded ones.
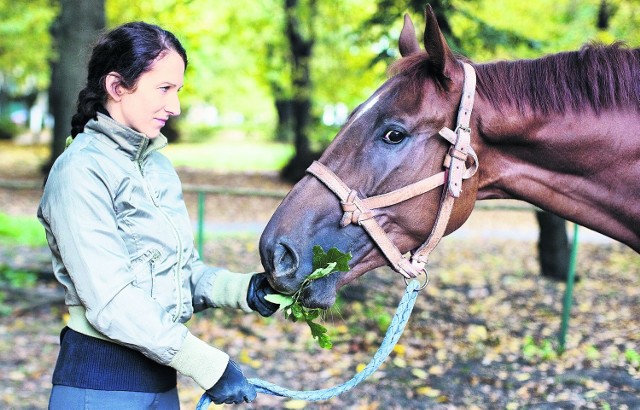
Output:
[131,248,162,296]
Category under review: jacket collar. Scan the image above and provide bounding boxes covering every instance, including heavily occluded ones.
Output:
[85,113,168,161]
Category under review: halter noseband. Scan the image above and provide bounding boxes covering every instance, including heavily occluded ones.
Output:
[306,63,478,279]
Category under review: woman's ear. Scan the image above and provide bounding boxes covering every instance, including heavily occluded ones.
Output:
[105,72,125,101]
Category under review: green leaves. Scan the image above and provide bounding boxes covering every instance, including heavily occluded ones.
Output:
[0,213,47,247]
[306,262,336,281]
[262,293,294,309]
[307,321,332,349]
[264,245,351,349]
[312,246,352,274]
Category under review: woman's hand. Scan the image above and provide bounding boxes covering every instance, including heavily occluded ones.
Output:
[246,272,279,317]
[205,360,256,404]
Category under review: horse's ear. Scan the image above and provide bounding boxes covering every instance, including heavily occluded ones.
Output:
[423,4,455,75]
[399,13,420,57]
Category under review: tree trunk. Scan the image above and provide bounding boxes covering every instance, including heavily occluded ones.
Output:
[44,0,105,176]
[536,211,571,281]
[274,98,294,142]
[279,0,318,183]
[597,0,611,30]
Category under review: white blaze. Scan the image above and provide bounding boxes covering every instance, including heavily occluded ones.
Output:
[352,94,381,122]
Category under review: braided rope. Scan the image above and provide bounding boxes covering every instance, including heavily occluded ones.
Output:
[197,279,420,408]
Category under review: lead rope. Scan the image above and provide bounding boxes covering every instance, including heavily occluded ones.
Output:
[196,279,422,408]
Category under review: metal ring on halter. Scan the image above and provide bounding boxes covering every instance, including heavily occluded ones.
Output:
[404,269,429,291]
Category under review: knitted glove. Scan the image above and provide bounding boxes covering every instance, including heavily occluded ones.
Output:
[205,360,257,404]
[246,272,279,317]
[208,270,254,312]
[169,333,229,392]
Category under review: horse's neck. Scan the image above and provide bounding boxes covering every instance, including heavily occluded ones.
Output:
[474,103,640,252]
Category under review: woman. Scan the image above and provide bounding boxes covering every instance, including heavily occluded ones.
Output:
[38,22,278,409]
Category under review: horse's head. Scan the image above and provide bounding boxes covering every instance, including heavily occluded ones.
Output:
[260,6,479,308]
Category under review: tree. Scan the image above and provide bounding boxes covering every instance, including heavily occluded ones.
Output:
[0,1,56,93]
[45,0,105,174]
[278,0,319,182]
[269,0,388,182]
[536,211,571,281]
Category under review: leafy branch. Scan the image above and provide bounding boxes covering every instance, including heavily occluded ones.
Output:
[265,245,352,349]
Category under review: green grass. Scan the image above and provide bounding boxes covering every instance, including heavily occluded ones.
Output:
[163,140,294,171]
[0,212,47,247]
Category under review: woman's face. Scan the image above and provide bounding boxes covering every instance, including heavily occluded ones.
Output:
[110,49,185,139]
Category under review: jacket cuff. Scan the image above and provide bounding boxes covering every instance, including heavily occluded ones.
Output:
[169,332,229,390]
[210,270,254,312]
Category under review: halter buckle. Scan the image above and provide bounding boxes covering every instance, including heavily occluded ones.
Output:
[456,125,471,134]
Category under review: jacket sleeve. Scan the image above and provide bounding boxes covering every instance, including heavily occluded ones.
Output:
[39,156,228,389]
[188,249,254,313]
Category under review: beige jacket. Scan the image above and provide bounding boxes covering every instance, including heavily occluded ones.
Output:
[38,113,254,389]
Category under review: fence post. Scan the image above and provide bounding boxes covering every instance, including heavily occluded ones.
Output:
[558,223,580,353]
[197,190,205,256]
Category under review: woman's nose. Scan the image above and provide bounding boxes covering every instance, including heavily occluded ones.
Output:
[166,92,181,116]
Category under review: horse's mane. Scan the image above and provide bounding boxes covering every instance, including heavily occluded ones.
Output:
[389,52,453,96]
[391,43,640,114]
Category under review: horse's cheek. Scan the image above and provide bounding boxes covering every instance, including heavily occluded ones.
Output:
[445,177,479,235]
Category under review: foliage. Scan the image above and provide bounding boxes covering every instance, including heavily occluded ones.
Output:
[625,348,640,369]
[365,0,640,67]
[454,0,640,62]
[108,0,279,130]
[163,138,294,171]
[0,118,20,140]
[0,266,37,289]
[0,266,38,317]
[104,0,382,140]
[3,0,640,151]
[265,246,352,349]
[0,0,57,94]
[309,1,386,112]
[522,335,558,362]
[0,213,46,247]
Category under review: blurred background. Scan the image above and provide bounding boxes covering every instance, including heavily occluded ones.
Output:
[1,1,639,409]
[2,0,639,179]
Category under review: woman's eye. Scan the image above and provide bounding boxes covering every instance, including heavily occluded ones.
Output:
[382,130,406,144]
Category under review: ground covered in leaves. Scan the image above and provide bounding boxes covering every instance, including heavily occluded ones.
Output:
[1,163,639,409]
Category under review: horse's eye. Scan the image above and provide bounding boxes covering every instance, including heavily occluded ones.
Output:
[383,130,406,144]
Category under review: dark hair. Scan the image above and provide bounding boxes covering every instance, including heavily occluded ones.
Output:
[70,22,188,137]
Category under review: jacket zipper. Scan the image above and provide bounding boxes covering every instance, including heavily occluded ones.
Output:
[149,258,156,296]
[136,159,184,322]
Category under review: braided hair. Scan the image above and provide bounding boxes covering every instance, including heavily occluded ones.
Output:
[70,22,188,138]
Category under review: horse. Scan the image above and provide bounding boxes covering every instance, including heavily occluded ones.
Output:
[259,5,640,309]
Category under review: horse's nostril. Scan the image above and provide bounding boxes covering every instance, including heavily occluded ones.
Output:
[272,242,298,279]
[270,242,301,294]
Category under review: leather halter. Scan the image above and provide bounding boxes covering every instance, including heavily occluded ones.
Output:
[306,63,478,279]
